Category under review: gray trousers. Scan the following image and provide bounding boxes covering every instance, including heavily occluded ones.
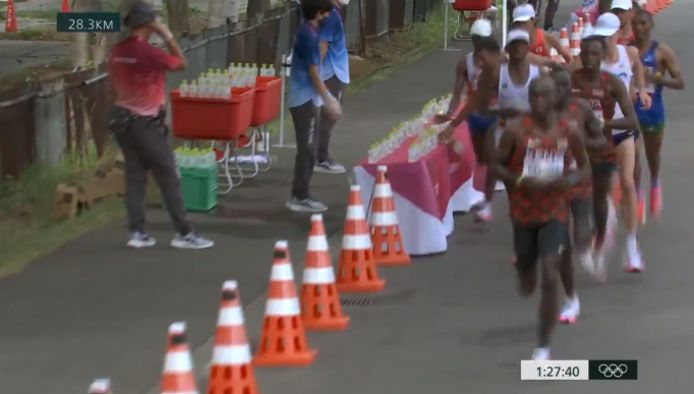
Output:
[290,100,319,200]
[317,76,346,163]
[112,109,192,235]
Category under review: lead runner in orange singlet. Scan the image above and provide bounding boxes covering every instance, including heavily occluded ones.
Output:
[493,76,590,360]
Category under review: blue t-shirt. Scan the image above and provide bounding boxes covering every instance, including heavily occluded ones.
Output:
[319,6,350,84]
[288,22,323,108]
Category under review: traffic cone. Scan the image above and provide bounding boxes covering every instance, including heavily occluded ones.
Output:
[300,214,350,331]
[570,23,581,57]
[254,241,317,367]
[370,165,411,266]
[160,322,199,394]
[559,27,570,56]
[88,379,111,394]
[207,281,259,394]
[61,0,70,12]
[336,185,386,293]
[5,0,18,33]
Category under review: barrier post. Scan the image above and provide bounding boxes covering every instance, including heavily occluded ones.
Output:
[442,0,464,51]
[274,53,296,149]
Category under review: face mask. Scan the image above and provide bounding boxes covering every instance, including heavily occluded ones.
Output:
[337,0,350,5]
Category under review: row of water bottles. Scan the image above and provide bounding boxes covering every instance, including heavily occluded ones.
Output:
[175,147,217,169]
[178,63,277,99]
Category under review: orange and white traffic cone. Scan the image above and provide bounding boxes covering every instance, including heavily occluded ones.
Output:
[5,0,18,33]
[160,322,199,394]
[559,27,570,55]
[570,23,581,58]
[88,379,111,394]
[336,185,386,293]
[370,165,410,266]
[207,281,259,394]
[300,214,350,331]
[254,241,317,367]
[61,0,71,12]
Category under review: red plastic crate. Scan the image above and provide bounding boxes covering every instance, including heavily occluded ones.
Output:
[453,0,492,11]
[251,76,282,126]
[171,87,255,140]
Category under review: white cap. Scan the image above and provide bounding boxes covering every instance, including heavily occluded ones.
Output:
[512,4,536,22]
[506,29,531,45]
[611,0,633,10]
[470,19,492,37]
[588,12,621,37]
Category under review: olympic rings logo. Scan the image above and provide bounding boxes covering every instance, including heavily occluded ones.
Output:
[598,363,629,378]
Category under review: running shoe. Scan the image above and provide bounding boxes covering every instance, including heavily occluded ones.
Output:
[474,204,493,222]
[650,186,662,219]
[286,197,328,213]
[532,347,551,360]
[495,181,506,192]
[625,245,645,273]
[637,193,647,225]
[559,295,580,324]
[127,232,157,249]
[577,249,594,275]
[170,233,215,250]
[592,246,608,284]
[314,160,346,174]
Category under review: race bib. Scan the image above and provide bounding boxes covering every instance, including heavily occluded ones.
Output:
[522,140,566,180]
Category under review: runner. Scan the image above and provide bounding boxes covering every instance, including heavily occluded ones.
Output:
[439,19,493,121]
[572,34,637,280]
[492,75,590,360]
[632,9,685,219]
[440,36,502,223]
[611,0,635,45]
[593,12,650,273]
[512,4,572,64]
[550,66,608,323]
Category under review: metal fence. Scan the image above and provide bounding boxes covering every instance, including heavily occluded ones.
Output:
[0,0,440,179]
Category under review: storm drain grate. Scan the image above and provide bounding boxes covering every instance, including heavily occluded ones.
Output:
[340,298,374,307]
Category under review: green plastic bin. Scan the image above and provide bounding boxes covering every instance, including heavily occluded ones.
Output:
[179,165,218,212]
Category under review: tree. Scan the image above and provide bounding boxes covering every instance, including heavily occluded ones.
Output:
[207,0,225,27]
[165,0,190,36]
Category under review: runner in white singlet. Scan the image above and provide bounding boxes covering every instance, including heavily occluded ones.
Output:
[591,12,650,273]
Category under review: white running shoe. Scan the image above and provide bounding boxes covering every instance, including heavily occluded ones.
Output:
[127,232,157,249]
[577,250,594,275]
[495,181,506,192]
[474,204,493,223]
[532,347,551,360]
[558,295,580,324]
[625,245,645,273]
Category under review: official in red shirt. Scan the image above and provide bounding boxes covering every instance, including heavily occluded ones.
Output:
[108,1,213,250]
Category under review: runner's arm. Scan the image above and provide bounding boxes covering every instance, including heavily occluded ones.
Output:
[659,44,685,90]
[490,123,519,186]
[447,57,468,116]
[545,33,573,64]
[566,131,591,184]
[628,46,652,108]
[577,99,609,151]
[605,74,638,130]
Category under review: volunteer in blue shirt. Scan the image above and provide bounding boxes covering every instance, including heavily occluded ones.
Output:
[314,0,350,174]
[286,0,342,213]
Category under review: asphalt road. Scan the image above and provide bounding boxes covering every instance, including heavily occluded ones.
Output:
[1,2,693,393]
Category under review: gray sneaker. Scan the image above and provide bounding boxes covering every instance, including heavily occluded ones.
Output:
[127,232,157,249]
[170,233,214,250]
[286,197,328,213]
[314,160,346,174]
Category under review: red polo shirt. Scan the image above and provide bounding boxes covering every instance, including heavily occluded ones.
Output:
[108,36,182,117]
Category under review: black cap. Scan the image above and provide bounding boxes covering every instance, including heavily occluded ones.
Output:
[123,1,156,28]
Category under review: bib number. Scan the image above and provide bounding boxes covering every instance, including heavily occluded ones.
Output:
[522,143,565,181]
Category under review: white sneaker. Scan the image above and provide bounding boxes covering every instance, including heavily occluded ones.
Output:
[495,181,506,192]
[170,233,214,250]
[625,245,645,273]
[577,250,594,275]
[532,347,551,360]
[474,204,492,223]
[127,232,157,249]
[558,295,580,324]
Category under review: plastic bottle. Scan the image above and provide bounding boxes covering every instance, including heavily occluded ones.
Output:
[179,80,189,97]
[189,80,199,97]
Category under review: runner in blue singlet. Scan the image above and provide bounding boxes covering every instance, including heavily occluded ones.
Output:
[632,9,684,220]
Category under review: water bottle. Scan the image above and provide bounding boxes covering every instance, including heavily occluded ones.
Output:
[189,81,199,98]
[179,80,189,97]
